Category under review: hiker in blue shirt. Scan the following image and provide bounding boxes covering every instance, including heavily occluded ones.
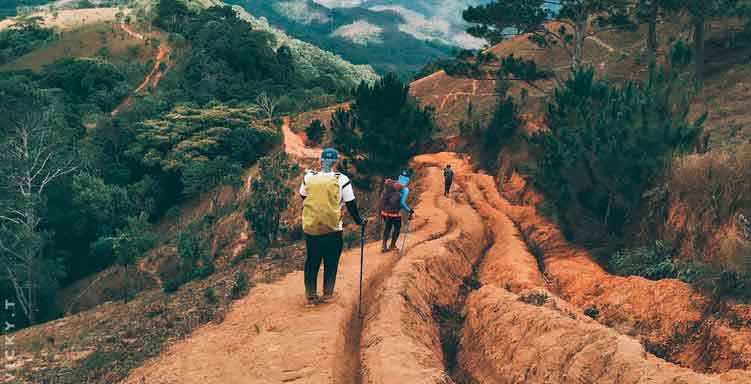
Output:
[379,169,414,252]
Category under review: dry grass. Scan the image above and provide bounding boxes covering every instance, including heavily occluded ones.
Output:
[669,144,751,226]
[0,8,121,32]
[3,22,157,86]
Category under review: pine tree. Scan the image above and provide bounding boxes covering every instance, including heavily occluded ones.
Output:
[332,74,435,175]
[463,0,634,71]
[533,53,704,241]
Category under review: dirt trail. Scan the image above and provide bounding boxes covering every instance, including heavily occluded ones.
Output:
[460,286,750,384]
[122,152,751,383]
[122,158,450,384]
[111,24,170,117]
[282,117,323,159]
[359,154,487,383]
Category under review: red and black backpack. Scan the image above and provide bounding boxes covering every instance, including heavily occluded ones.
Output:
[381,179,403,214]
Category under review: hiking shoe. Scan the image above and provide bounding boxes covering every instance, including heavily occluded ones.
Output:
[305,296,321,308]
[321,292,337,303]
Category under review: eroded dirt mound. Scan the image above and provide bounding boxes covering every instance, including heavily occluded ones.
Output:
[496,172,751,372]
[460,285,750,384]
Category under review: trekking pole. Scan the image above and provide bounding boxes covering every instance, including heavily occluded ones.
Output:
[399,215,412,258]
[358,221,366,318]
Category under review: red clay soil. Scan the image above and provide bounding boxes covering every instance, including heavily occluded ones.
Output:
[359,154,489,384]
[462,173,546,292]
[283,116,323,159]
[459,286,751,384]
[495,172,751,372]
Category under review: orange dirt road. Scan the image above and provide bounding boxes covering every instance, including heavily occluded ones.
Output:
[122,152,751,384]
[122,157,451,384]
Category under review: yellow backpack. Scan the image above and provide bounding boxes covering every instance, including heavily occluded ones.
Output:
[302,172,342,236]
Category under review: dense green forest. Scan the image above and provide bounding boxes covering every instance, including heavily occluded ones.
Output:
[0,0,354,327]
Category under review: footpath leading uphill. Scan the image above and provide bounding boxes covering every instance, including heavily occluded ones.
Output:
[124,152,751,384]
[111,23,171,117]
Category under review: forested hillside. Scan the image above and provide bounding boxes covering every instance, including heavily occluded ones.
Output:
[227,0,460,78]
[0,0,376,330]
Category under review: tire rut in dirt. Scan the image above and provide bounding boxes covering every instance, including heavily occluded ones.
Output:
[358,164,490,383]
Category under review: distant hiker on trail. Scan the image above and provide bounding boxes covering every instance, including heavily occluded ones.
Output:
[379,169,414,253]
[300,148,367,306]
[443,164,454,196]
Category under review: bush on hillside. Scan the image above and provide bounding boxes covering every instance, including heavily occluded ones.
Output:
[636,144,751,298]
[609,241,677,280]
[532,63,704,246]
[305,119,325,144]
[482,96,521,167]
[245,152,299,251]
[665,145,751,234]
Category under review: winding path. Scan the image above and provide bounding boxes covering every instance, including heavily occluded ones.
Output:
[121,153,751,384]
[111,24,170,117]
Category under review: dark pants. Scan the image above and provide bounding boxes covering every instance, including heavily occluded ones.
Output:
[444,179,452,196]
[304,231,344,300]
[382,215,402,248]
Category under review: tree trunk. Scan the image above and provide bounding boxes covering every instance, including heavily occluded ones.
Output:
[573,18,587,70]
[694,17,705,86]
[647,0,658,65]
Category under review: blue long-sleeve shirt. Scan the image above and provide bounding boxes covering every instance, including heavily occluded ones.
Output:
[400,187,411,213]
[398,175,412,213]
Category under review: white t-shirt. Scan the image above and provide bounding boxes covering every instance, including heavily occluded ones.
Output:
[299,170,356,231]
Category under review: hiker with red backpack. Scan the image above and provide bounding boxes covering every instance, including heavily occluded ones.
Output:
[379,170,414,253]
[299,148,367,306]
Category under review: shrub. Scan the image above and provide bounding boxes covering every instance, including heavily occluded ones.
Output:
[245,152,299,250]
[305,119,325,144]
[232,272,250,298]
[483,97,520,164]
[609,241,677,280]
[232,246,256,266]
[584,307,599,319]
[677,261,750,299]
[533,64,704,243]
[519,289,549,306]
[163,278,182,294]
[204,287,217,304]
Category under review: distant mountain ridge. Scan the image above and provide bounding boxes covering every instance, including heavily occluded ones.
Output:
[226,0,487,77]
[196,0,380,87]
[313,0,491,48]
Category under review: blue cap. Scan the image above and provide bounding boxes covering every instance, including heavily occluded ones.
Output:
[321,148,338,160]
